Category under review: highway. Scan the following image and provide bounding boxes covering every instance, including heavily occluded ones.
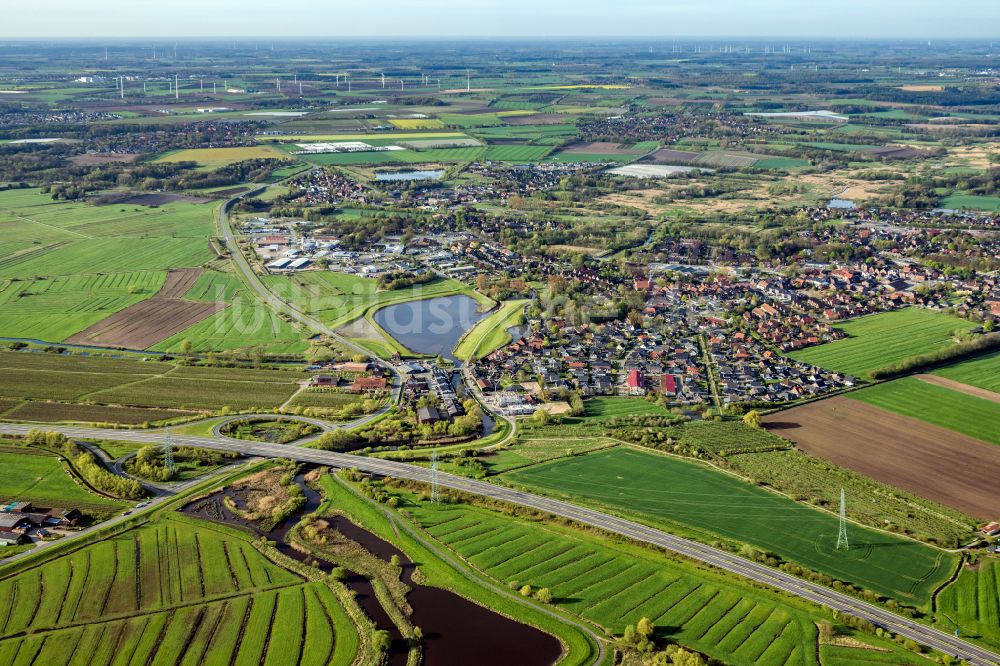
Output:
[1,422,996,666]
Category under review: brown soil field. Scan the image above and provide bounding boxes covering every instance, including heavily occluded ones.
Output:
[67,268,224,349]
[870,146,926,159]
[67,153,139,166]
[337,316,384,342]
[502,113,566,125]
[5,401,198,425]
[764,396,1000,519]
[562,141,647,155]
[916,374,1000,405]
[646,98,687,106]
[644,148,700,164]
[156,268,204,299]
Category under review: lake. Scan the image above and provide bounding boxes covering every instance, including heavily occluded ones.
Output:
[828,198,856,209]
[374,294,488,363]
[375,169,445,182]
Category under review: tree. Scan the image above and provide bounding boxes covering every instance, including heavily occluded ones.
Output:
[818,620,835,642]
[534,587,552,604]
[179,339,193,354]
[742,410,762,428]
[372,630,392,653]
[636,616,655,638]
[519,585,532,597]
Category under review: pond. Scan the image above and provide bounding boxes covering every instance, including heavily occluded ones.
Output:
[374,294,489,364]
[828,198,856,209]
[375,169,444,182]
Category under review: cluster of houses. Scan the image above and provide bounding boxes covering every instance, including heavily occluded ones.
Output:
[0,502,81,547]
[283,168,372,206]
[472,318,711,411]
[402,365,466,424]
[307,361,389,394]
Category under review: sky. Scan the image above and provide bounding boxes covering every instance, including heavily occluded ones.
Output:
[4,0,998,39]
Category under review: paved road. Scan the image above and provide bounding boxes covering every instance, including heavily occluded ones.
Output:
[1,423,995,665]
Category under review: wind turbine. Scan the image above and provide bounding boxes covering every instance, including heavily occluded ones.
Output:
[175,74,179,99]
[466,69,471,92]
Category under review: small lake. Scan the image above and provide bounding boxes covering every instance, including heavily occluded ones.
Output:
[374,294,488,364]
[375,169,444,182]
[828,198,856,209]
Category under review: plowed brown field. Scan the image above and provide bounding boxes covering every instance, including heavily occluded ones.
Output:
[67,268,224,349]
[764,396,1000,519]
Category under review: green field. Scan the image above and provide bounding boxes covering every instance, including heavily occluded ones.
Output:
[753,157,812,170]
[0,514,358,665]
[580,397,671,419]
[506,448,955,606]
[933,350,1000,392]
[153,292,309,356]
[0,190,217,342]
[0,271,166,342]
[154,145,288,168]
[453,299,527,360]
[0,445,124,512]
[940,193,1000,212]
[406,489,822,665]
[148,270,308,356]
[0,189,215,277]
[0,351,307,412]
[788,308,970,378]
[483,436,616,474]
[849,377,1000,445]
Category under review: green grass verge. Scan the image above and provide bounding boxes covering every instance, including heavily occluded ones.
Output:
[453,299,528,361]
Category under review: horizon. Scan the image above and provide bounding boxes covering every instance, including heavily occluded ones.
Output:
[2,0,998,40]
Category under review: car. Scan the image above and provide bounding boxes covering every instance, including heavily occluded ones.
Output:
[121,510,132,516]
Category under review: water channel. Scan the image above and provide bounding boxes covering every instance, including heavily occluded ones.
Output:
[182,470,560,666]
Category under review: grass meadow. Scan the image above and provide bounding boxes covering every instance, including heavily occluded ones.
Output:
[935,559,1000,649]
[0,443,125,512]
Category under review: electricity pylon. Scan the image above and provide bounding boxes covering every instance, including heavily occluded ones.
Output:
[836,488,849,551]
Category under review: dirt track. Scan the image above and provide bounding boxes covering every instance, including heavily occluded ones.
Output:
[67,268,224,349]
[764,396,1000,520]
[915,374,1000,405]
